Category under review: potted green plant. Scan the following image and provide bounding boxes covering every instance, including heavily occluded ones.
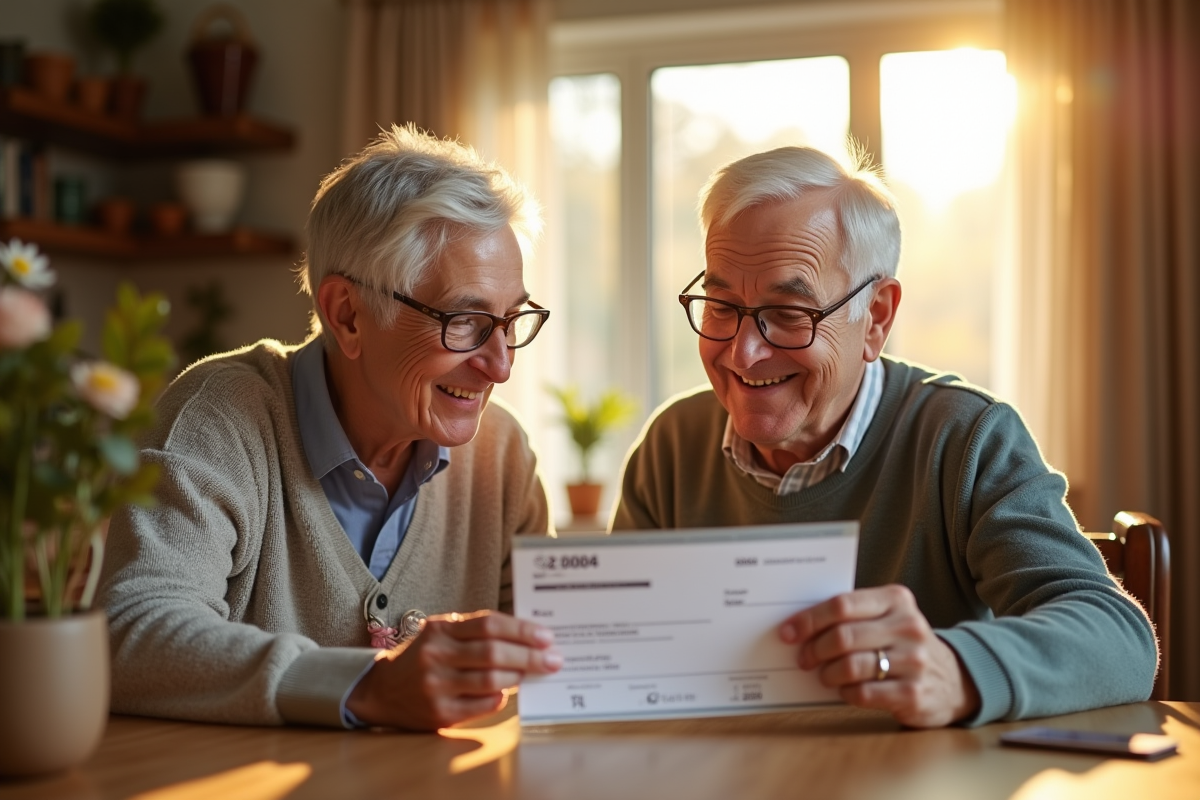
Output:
[87,0,165,119]
[0,239,174,777]
[546,384,637,520]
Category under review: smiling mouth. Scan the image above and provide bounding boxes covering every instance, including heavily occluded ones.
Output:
[738,375,793,388]
[438,384,483,400]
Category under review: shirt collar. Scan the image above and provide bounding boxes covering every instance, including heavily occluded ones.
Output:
[291,336,451,480]
[722,358,884,481]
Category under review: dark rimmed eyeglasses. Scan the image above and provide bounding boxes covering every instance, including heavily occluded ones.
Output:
[678,271,880,350]
[341,275,550,353]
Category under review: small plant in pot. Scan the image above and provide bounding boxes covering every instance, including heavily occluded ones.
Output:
[87,0,164,119]
[0,239,174,777]
[546,384,637,520]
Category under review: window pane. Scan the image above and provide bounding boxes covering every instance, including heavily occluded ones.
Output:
[551,74,621,399]
[549,73,622,520]
[650,57,851,402]
[880,49,1016,388]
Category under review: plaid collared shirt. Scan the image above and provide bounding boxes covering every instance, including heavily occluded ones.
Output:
[722,359,884,496]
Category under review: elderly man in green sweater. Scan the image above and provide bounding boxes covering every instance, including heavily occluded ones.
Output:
[613,146,1157,727]
[99,126,562,731]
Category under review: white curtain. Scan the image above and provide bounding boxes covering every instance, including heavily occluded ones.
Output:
[340,0,560,479]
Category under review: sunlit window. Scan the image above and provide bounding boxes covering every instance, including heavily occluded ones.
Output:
[549,74,623,523]
[880,49,1016,388]
[650,57,851,400]
[550,74,622,399]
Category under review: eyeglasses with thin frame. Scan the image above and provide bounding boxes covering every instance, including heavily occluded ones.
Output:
[341,275,550,352]
[678,271,880,350]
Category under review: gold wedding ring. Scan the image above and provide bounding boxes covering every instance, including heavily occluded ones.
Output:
[875,649,891,682]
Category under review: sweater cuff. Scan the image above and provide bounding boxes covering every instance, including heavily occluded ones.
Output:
[277,647,379,728]
[935,629,1013,727]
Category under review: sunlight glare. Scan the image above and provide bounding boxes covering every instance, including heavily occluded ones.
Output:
[881,49,1016,210]
[652,57,850,159]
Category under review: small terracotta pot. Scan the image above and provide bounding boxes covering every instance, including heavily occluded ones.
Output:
[74,75,112,114]
[151,201,187,236]
[24,51,75,103]
[566,482,604,519]
[96,196,136,235]
[109,74,147,120]
[0,611,110,777]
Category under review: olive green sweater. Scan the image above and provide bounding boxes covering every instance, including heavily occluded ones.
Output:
[99,339,549,728]
[614,357,1156,724]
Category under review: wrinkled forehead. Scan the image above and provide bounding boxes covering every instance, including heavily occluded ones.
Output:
[703,195,845,299]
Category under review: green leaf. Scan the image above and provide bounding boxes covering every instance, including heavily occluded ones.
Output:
[97,434,139,475]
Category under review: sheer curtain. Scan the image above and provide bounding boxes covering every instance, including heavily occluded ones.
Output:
[1006,0,1199,700]
[340,0,562,479]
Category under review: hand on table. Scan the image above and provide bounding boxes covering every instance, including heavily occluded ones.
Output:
[780,585,980,728]
[346,609,562,730]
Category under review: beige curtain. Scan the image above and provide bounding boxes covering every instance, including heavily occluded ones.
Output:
[340,0,557,442]
[1006,0,1199,701]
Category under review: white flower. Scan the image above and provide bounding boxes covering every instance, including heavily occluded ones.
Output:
[71,361,140,420]
[0,238,55,290]
[0,285,51,349]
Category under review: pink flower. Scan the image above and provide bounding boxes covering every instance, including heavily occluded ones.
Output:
[70,361,140,420]
[0,285,51,349]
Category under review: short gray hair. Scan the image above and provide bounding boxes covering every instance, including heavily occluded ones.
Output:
[699,145,900,319]
[298,124,540,335]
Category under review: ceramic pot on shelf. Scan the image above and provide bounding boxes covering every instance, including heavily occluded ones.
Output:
[0,610,110,777]
[175,159,246,234]
[96,196,136,236]
[109,74,147,120]
[74,75,111,114]
[24,51,75,103]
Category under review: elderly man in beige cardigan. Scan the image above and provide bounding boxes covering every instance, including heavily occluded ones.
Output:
[99,125,562,731]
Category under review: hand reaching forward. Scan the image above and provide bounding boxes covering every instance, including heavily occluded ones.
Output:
[346,610,562,730]
[780,585,980,728]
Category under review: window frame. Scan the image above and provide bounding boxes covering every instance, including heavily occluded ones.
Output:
[549,1,1003,412]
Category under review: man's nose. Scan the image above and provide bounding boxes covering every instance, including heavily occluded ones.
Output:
[471,326,513,383]
[730,315,773,368]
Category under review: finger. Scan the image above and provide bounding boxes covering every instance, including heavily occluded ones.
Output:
[782,587,897,645]
[429,610,555,648]
[801,618,895,667]
[441,637,563,674]
[816,649,897,689]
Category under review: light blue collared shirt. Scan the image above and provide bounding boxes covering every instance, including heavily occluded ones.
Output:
[291,338,450,580]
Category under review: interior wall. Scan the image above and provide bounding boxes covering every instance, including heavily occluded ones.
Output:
[0,0,347,360]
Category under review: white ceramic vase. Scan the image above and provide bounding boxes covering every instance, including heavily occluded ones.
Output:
[175,159,246,234]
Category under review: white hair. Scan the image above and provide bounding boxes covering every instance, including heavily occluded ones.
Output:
[298,123,541,335]
[699,145,900,319]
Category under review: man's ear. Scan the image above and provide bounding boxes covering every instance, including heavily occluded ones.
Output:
[863,277,901,362]
[316,275,365,360]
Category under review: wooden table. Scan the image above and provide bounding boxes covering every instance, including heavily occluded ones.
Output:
[1,701,1197,799]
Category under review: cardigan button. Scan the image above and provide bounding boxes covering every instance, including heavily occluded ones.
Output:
[375,594,387,609]
[400,609,427,641]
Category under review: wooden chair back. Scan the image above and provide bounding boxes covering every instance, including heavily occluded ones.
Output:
[1084,511,1171,700]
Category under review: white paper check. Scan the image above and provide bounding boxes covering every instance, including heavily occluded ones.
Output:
[513,522,859,725]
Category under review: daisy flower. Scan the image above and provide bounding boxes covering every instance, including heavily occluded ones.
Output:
[1,238,56,290]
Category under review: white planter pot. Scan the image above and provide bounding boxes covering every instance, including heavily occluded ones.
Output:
[175,159,246,233]
[0,610,109,777]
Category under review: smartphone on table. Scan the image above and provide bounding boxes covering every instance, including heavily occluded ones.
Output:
[999,727,1178,761]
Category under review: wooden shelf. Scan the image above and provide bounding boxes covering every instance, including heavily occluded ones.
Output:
[0,218,294,260]
[0,86,295,159]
